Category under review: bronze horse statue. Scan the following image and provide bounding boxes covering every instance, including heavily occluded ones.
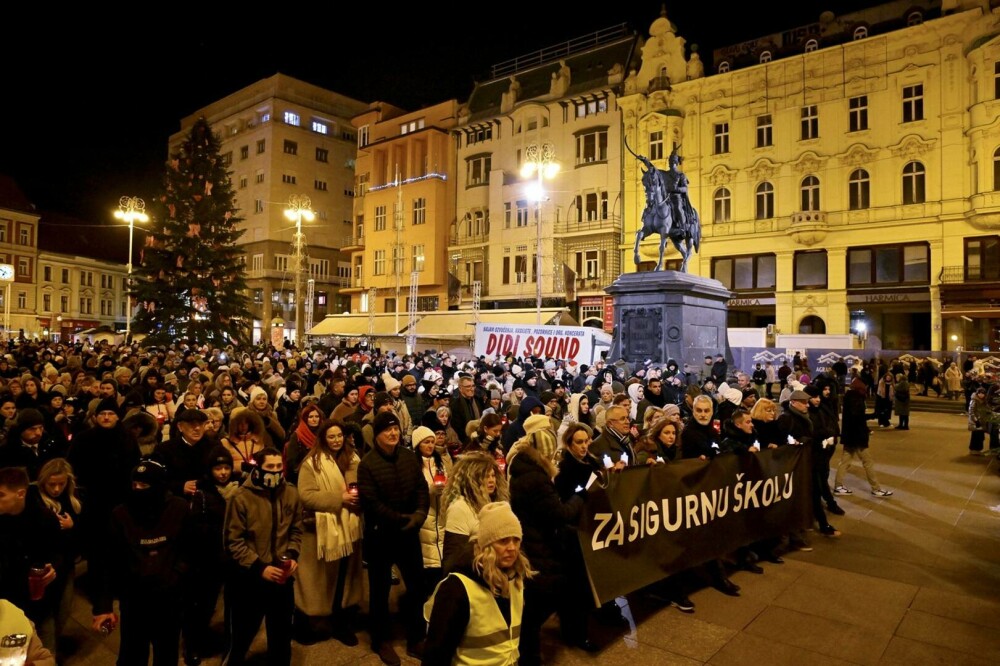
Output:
[626,139,700,271]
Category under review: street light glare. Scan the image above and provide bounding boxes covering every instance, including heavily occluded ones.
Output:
[520,163,537,178]
[525,181,545,202]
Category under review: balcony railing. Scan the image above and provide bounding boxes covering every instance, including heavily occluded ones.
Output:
[939,265,1000,284]
[341,234,364,248]
[449,232,489,246]
[554,217,618,234]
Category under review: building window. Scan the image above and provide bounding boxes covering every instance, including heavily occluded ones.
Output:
[713,187,732,223]
[80,271,93,287]
[516,200,529,227]
[17,258,28,276]
[853,26,868,40]
[712,254,776,291]
[314,180,327,191]
[253,289,263,304]
[965,236,1000,280]
[374,205,387,231]
[255,170,264,184]
[19,228,30,245]
[78,296,91,314]
[43,294,51,311]
[43,266,51,281]
[239,175,248,189]
[240,145,249,160]
[849,95,868,132]
[284,111,300,126]
[902,84,924,122]
[61,268,69,283]
[18,292,26,309]
[800,105,818,140]
[0,225,6,243]
[755,182,774,219]
[574,99,607,118]
[576,129,608,164]
[504,203,512,229]
[256,139,266,154]
[413,198,426,225]
[283,140,298,155]
[849,169,870,210]
[282,174,296,184]
[574,250,600,279]
[412,245,425,271]
[250,254,263,272]
[311,120,328,134]
[274,256,289,272]
[848,243,929,285]
[994,62,1000,99]
[902,161,926,204]
[400,119,425,135]
[713,123,729,154]
[220,152,232,167]
[649,131,664,160]
[718,61,730,73]
[467,125,493,145]
[805,39,819,53]
[993,148,1000,190]
[316,148,328,163]
[254,199,264,214]
[800,175,820,211]
[759,51,772,64]
[756,115,772,148]
[794,250,828,288]
[466,155,491,186]
[358,125,369,148]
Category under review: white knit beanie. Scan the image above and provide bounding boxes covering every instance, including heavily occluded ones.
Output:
[475,502,522,546]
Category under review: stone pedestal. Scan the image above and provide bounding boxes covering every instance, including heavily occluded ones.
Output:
[605,271,733,373]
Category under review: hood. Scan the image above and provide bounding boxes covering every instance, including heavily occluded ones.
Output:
[517,396,543,422]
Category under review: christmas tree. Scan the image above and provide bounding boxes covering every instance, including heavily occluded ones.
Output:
[132,117,252,346]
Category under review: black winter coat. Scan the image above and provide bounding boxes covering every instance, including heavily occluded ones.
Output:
[553,449,602,502]
[357,443,429,539]
[840,389,871,450]
[154,435,215,498]
[680,419,720,459]
[508,445,582,575]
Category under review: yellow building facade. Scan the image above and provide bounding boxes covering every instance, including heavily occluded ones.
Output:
[620,0,1000,352]
[346,100,457,323]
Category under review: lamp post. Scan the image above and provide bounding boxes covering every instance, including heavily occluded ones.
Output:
[520,143,559,324]
[284,195,314,349]
[114,196,149,343]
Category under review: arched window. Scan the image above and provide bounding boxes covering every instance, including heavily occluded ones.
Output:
[718,61,730,73]
[853,26,868,40]
[800,175,820,211]
[659,66,668,78]
[799,315,826,334]
[804,39,819,53]
[755,182,774,219]
[849,169,870,210]
[907,11,923,27]
[993,147,1000,190]
[903,161,926,204]
[713,187,732,223]
[760,51,772,64]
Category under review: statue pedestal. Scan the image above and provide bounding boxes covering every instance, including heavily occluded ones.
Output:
[605,271,733,373]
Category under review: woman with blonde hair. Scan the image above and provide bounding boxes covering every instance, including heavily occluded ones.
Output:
[441,451,509,570]
[294,419,363,646]
[750,397,782,448]
[30,458,82,655]
[424,502,533,665]
[221,407,267,480]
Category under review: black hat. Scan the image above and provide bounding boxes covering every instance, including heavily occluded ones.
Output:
[208,444,234,469]
[95,397,120,417]
[132,458,167,487]
[804,385,822,398]
[372,391,394,411]
[175,408,208,424]
[16,408,45,429]
[372,411,401,437]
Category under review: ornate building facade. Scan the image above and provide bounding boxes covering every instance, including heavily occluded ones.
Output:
[621,0,1000,351]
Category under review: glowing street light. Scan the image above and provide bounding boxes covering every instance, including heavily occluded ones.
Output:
[284,195,314,348]
[114,196,149,342]
[520,143,559,324]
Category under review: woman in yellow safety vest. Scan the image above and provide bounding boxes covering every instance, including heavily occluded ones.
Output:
[423,502,533,665]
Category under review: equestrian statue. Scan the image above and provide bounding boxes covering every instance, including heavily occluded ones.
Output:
[626,139,701,272]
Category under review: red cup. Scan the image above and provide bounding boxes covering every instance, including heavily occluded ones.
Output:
[278,556,293,583]
[28,566,46,601]
[433,471,446,487]
[712,419,721,435]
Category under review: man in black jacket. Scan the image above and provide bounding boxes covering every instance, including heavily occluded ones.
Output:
[449,375,482,448]
[92,459,193,666]
[153,409,212,500]
[0,408,66,480]
[358,411,428,666]
[779,389,840,538]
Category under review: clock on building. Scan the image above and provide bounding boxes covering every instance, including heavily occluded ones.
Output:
[0,264,14,281]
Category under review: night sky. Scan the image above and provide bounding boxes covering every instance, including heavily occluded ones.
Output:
[3,2,880,223]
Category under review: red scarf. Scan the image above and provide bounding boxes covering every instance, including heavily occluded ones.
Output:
[295,420,317,450]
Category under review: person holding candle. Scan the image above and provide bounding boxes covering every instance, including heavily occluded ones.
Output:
[415,425,452,591]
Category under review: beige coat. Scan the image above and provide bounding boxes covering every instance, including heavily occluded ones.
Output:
[294,453,364,616]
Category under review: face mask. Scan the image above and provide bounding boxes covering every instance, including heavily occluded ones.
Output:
[251,466,283,489]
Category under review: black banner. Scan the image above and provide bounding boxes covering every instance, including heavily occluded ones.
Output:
[578,447,813,605]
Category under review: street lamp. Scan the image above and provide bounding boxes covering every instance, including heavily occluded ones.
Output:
[114,196,149,343]
[520,143,559,324]
[284,195,315,348]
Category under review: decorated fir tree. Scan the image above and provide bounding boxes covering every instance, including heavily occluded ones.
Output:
[132,117,252,346]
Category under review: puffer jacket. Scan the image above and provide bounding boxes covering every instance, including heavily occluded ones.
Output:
[223,475,303,578]
[418,452,452,569]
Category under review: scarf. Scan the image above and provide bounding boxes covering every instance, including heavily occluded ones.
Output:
[314,454,362,561]
[295,420,317,451]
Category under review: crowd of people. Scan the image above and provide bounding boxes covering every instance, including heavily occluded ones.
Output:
[0,338,939,666]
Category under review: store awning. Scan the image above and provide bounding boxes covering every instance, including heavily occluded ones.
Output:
[406,308,577,338]
[308,313,407,338]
